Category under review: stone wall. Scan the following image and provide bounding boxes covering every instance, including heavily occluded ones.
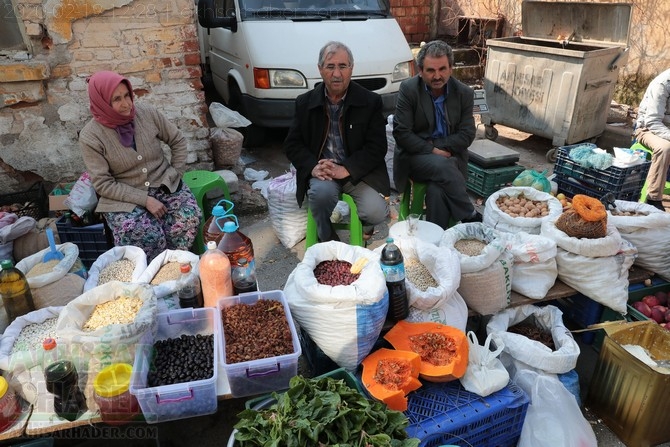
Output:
[0,0,212,193]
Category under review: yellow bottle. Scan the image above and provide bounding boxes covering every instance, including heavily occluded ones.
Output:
[0,259,36,323]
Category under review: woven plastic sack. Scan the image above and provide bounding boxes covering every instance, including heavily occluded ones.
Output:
[137,249,201,298]
[502,231,558,300]
[84,245,148,291]
[483,187,563,235]
[267,167,307,248]
[284,241,387,371]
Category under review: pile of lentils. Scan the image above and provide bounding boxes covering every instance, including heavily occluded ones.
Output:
[147,334,214,386]
[313,260,359,286]
[98,259,135,285]
[221,300,294,364]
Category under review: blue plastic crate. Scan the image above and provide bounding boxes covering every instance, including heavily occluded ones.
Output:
[555,174,643,202]
[554,293,604,345]
[554,144,650,196]
[404,380,529,447]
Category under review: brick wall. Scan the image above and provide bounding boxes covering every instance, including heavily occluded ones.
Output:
[0,0,212,192]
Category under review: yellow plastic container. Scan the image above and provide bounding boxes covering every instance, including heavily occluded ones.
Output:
[93,363,140,425]
[587,321,670,447]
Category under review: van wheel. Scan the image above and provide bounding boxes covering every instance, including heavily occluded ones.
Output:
[228,83,267,148]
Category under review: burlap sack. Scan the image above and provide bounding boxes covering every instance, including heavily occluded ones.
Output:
[458,251,513,316]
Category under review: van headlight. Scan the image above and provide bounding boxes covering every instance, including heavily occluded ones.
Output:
[392,61,414,82]
[254,68,307,89]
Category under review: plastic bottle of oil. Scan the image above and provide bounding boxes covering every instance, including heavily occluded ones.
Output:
[217,218,255,272]
[0,259,36,323]
[202,199,234,250]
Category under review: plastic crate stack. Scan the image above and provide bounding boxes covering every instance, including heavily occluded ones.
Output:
[553,143,651,202]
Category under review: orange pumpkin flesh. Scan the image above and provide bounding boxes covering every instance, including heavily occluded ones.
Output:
[384,320,469,383]
[361,348,421,411]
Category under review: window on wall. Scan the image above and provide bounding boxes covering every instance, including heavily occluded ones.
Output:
[1,0,30,52]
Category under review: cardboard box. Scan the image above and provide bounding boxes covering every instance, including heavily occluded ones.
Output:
[48,182,75,211]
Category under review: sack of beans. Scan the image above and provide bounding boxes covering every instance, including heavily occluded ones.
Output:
[284,241,386,371]
[55,281,157,377]
[374,237,468,332]
[541,217,636,313]
[137,249,200,299]
[441,223,513,316]
[84,245,148,292]
[484,187,563,235]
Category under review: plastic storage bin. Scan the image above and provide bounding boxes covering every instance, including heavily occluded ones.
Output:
[482,1,631,148]
[587,322,670,447]
[404,380,529,446]
[55,215,114,269]
[218,290,301,398]
[129,307,220,423]
[554,143,650,201]
[553,292,604,344]
[466,162,525,198]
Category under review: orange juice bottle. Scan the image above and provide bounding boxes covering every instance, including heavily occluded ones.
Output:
[199,241,233,307]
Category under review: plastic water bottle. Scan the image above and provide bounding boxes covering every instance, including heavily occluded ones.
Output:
[232,257,258,295]
[380,238,408,323]
[199,241,233,308]
[217,218,255,272]
[203,199,234,249]
[177,263,203,309]
[0,259,36,323]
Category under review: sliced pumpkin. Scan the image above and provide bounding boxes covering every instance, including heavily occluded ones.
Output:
[361,348,422,411]
[384,320,469,383]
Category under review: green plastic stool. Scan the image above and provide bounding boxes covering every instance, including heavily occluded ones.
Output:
[632,142,670,203]
[399,180,428,221]
[182,170,232,254]
[305,193,364,249]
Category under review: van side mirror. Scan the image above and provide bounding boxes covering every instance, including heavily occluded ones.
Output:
[198,0,238,31]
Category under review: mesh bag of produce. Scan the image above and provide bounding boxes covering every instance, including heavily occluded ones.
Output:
[554,194,607,239]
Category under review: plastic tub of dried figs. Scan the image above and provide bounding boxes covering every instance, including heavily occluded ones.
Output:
[218,290,301,398]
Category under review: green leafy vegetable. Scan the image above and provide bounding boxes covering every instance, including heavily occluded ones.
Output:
[233,375,420,447]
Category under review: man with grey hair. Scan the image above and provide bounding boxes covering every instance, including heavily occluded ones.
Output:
[284,41,390,242]
[393,40,480,229]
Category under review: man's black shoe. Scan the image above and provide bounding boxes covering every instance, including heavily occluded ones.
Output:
[461,211,483,223]
[646,199,666,211]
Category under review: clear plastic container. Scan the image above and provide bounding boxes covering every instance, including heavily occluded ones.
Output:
[200,241,233,308]
[0,376,20,433]
[94,363,140,425]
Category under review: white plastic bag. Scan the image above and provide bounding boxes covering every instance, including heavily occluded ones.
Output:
[459,331,509,397]
[64,172,98,217]
[284,241,387,371]
[209,102,252,128]
[516,369,597,447]
[84,245,148,291]
[267,167,307,248]
[486,304,581,375]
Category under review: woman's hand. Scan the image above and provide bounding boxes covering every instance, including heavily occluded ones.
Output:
[146,196,167,219]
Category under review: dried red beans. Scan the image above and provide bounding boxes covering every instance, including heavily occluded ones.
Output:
[221,300,294,364]
[313,260,359,286]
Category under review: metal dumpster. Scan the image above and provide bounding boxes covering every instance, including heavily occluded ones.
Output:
[481,1,632,162]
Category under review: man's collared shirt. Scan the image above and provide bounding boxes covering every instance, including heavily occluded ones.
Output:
[322,93,346,163]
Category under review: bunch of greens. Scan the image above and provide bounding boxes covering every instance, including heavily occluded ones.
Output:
[233,375,420,447]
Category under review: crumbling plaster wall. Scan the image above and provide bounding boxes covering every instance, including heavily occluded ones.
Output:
[0,0,212,193]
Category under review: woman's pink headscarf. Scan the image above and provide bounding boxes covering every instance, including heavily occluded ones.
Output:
[87,71,136,146]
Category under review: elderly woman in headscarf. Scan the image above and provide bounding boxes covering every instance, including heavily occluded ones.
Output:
[78,70,201,261]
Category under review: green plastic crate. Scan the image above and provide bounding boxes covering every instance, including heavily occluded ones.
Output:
[466,162,525,198]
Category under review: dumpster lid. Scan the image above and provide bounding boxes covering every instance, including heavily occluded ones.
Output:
[522,1,631,46]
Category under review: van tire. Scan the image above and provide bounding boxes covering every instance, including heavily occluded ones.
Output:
[229,82,267,148]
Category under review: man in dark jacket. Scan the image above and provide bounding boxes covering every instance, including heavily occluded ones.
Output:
[393,40,480,229]
[284,41,390,242]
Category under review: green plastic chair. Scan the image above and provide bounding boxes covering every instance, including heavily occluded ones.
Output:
[632,142,670,203]
[305,193,363,249]
[399,180,428,221]
[182,170,232,254]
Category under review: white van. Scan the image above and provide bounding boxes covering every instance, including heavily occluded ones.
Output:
[197,0,415,142]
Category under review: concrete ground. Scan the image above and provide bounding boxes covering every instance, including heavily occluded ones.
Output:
[5,120,668,446]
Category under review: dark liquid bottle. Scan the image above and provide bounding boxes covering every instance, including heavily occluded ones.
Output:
[0,259,36,323]
[177,263,204,308]
[380,237,408,324]
[45,360,87,421]
[232,257,258,295]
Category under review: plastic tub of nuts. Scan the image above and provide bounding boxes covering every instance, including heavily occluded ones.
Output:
[130,307,220,423]
[218,290,301,398]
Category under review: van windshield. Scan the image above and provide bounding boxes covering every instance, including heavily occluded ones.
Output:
[239,0,391,20]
